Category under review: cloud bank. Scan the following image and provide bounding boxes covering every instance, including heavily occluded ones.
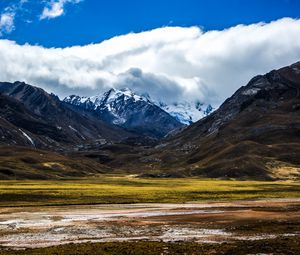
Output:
[1,18,300,105]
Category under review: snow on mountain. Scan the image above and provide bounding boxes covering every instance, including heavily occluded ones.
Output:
[157,101,213,125]
[64,88,213,126]
[64,88,184,138]
[65,88,153,125]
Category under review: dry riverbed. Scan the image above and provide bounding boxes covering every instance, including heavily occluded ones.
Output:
[0,198,299,251]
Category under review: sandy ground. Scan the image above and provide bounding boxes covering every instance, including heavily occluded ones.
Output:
[0,198,299,249]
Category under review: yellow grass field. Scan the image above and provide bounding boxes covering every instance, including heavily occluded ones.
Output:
[0,175,299,206]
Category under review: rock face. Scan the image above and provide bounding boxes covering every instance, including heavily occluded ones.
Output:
[119,62,300,180]
[64,88,184,138]
[0,81,135,150]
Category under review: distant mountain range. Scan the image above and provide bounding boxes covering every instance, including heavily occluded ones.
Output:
[63,88,213,126]
[64,88,213,136]
[0,80,211,150]
[0,61,299,180]
[64,88,184,138]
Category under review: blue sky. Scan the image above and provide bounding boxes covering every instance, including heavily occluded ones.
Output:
[0,0,300,47]
[0,0,300,105]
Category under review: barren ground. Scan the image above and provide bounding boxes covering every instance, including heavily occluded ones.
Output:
[0,198,299,251]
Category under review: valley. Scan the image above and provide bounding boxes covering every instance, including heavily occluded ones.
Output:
[1,62,300,181]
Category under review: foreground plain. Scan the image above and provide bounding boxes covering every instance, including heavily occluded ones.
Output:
[0,176,299,254]
[0,199,299,254]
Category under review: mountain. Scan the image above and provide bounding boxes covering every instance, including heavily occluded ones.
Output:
[64,88,184,138]
[106,62,300,180]
[65,88,213,127]
[0,81,135,150]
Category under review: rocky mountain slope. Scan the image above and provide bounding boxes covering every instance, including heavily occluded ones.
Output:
[0,81,135,150]
[64,88,184,138]
[105,62,300,180]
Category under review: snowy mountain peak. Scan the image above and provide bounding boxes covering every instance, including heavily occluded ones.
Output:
[101,87,151,104]
[64,88,183,138]
[64,88,213,126]
[64,88,152,111]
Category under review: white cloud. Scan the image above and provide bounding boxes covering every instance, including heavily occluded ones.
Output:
[0,0,29,37]
[0,18,300,106]
[0,0,82,36]
[0,11,15,36]
[40,0,82,20]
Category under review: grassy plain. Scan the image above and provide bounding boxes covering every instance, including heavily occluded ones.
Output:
[0,175,299,207]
